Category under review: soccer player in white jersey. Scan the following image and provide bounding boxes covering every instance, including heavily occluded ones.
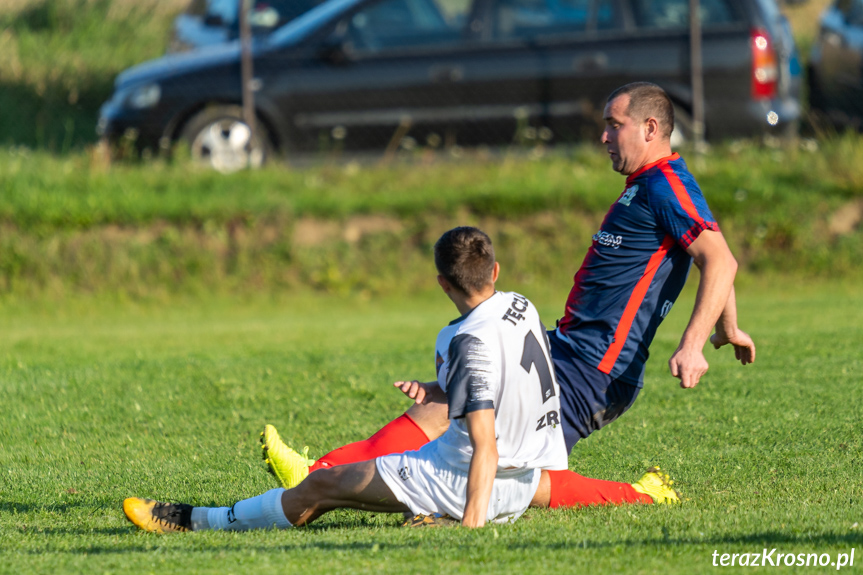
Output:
[123,226,568,532]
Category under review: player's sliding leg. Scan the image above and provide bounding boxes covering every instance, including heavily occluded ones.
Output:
[123,461,408,533]
[263,401,448,489]
[279,460,409,526]
[309,402,447,473]
[530,467,680,508]
[630,467,681,504]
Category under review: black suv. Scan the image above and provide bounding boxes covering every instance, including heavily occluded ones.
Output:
[99,0,801,170]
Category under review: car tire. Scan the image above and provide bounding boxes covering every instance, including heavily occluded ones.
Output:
[180,105,271,172]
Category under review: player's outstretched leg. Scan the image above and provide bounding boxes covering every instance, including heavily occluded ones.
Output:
[262,404,444,488]
[534,467,681,508]
[124,488,290,533]
[281,460,409,526]
[630,466,681,504]
[124,461,409,533]
[308,409,439,474]
[261,424,315,489]
[123,498,193,533]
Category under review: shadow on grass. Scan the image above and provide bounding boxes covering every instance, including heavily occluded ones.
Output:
[0,501,90,514]
[11,528,863,556]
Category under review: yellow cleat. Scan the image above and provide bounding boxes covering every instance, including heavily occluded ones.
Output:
[260,424,316,489]
[631,466,681,504]
[123,497,193,533]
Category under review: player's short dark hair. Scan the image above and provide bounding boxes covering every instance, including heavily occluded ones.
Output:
[607,82,675,140]
[434,227,495,295]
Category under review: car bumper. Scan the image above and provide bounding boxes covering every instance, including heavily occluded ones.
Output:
[97,98,171,151]
[707,96,801,139]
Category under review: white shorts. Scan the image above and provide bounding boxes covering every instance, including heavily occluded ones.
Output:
[376,441,541,524]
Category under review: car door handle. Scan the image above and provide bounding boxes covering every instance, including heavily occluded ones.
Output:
[573,53,608,72]
[429,65,464,83]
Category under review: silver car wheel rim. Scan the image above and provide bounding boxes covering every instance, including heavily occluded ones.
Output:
[191,119,263,173]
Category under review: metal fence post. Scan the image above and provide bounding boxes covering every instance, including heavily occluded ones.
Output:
[689,0,705,152]
[239,0,257,165]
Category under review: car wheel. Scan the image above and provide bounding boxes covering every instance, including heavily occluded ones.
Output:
[669,106,694,149]
[180,105,271,173]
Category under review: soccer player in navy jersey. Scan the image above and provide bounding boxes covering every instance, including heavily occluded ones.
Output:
[260,82,755,510]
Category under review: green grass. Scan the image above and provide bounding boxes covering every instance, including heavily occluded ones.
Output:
[0,281,860,574]
[1,139,862,299]
[5,137,863,227]
[0,0,186,150]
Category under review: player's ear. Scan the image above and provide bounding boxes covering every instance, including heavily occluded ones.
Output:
[644,117,659,142]
[490,262,500,284]
[437,274,451,293]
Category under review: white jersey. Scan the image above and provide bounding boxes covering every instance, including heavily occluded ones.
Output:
[433,291,568,476]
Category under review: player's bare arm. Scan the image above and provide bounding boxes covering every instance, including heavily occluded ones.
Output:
[670,229,738,388]
[393,380,446,405]
[394,381,450,441]
[709,286,756,365]
[461,407,497,528]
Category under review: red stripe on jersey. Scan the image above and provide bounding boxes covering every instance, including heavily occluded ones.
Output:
[625,153,680,185]
[659,163,705,226]
[597,235,676,374]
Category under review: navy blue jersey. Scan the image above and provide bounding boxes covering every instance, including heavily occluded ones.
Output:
[556,153,718,386]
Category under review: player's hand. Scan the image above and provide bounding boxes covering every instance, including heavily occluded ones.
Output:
[710,328,756,365]
[668,346,709,389]
[393,380,435,404]
[460,515,485,528]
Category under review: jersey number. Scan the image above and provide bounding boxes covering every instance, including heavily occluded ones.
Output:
[520,331,556,404]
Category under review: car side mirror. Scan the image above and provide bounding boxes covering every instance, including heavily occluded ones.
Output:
[203,13,224,26]
[318,37,351,65]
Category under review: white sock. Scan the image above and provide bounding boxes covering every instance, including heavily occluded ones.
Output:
[191,488,291,531]
[190,506,214,531]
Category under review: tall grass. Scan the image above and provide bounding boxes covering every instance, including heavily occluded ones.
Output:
[0,138,861,298]
[0,0,186,150]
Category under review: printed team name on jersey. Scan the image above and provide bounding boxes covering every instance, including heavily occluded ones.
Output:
[618,184,639,206]
[501,293,529,325]
[592,230,623,249]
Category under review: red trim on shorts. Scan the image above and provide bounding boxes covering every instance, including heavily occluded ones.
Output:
[597,235,676,374]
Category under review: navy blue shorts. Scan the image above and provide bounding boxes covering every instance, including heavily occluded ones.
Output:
[548,330,640,453]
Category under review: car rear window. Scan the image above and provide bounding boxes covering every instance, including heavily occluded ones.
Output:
[631,0,741,29]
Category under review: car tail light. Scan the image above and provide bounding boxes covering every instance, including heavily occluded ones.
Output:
[751,28,778,100]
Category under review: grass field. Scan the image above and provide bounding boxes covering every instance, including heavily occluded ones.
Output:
[0,280,860,574]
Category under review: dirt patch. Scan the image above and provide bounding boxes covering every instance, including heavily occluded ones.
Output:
[293,215,404,247]
[828,199,863,236]
[342,215,404,243]
[292,219,341,248]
